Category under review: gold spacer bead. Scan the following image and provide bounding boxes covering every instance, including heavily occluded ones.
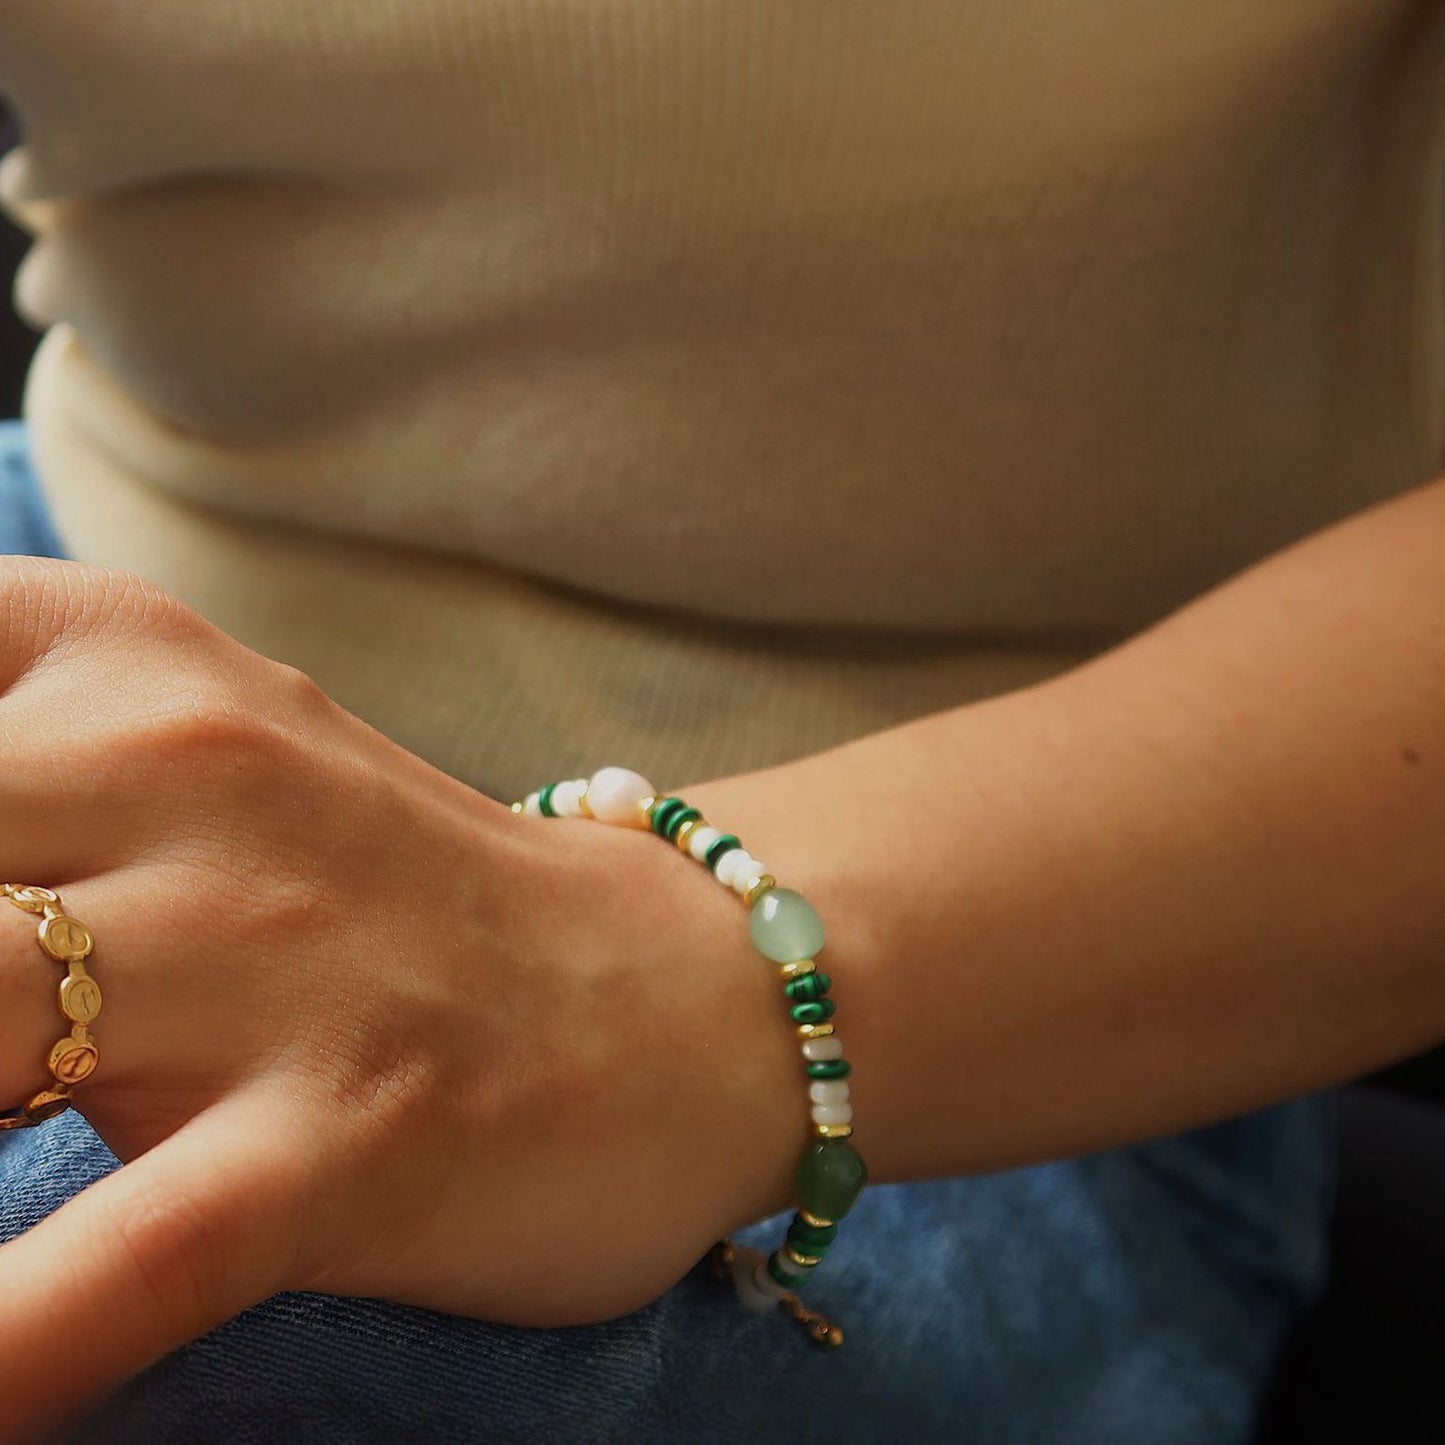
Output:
[779,959,816,981]
[815,1122,854,1140]
[577,785,594,819]
[675,817,704,852]
[783,1244,823,1268]
[510,800,523,814]
[800,1209,835,1229]
[742,873,777,908]
[797,1022,836,1041]
[638,796,658,825]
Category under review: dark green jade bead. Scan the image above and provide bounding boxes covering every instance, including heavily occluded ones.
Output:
[704,834,742,870]
[790,998,836,1026]
[537,782,560,817]
[805,1058,852,1081]
[662,805,702,840]
[796,1139,868,1222]
[784,971,831,1003]
[787,1216,839,1251]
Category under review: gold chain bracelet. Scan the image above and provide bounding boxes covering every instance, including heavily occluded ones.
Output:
[0,884,102,1131]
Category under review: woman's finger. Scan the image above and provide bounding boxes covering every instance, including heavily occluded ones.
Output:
[0,1096,303,1442]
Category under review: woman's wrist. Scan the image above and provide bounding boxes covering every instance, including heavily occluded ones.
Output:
[499,793,805,1232]
[676,473,1445,1186]
[509,766,879,1333]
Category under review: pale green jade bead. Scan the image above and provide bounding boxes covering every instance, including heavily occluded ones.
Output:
[748,886,826,963]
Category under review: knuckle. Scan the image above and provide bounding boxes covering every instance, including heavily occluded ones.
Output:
[121,659,332,781]
[10,560,198,648]
[135,695,294,779]
[86,568,211,644]
[269,660,333,717]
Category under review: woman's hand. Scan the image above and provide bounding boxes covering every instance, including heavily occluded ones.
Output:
[0,558,801,1441]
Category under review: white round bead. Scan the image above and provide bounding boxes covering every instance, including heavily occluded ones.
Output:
[811,1102,854,1127]
[550,779,586,817]
[801,1036,844,1062]
[748,1259,791,1306]
[732,860,768,896]
[772,1247,815,1278]
[586,766,656,827]
[714,848,751,887]
[687,825,723,861]
[723,1246,781,1313]
[522,792,542,816]
[808,1080,850,1106]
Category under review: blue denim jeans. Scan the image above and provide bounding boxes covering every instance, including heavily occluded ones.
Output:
[0,419,1332,1443]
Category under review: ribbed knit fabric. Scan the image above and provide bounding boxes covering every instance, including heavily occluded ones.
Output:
[1,2,1442,794]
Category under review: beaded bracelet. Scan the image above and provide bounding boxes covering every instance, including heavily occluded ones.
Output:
[513,765,868,1347]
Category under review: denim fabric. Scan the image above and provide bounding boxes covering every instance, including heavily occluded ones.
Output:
[0,418,1333,1444]
[0,421,65,558]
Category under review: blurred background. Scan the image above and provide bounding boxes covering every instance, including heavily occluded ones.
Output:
[0,106,30,415]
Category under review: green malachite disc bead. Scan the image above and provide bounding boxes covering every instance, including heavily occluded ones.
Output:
[537,782,559,817]
[805,1058,852,1081]
[663,805,702,840]
[787,1216,839,1251]
[651,797,688,836]
[790,998,836,1026]
[796,1139,868,1222]
[704,834,742,870]
[748,886,826,963]
[784,971,831,1003]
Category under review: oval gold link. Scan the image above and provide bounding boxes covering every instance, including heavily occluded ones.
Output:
[39,913,94,963]
[48,1036,99,1085]
[59,969,103,1026]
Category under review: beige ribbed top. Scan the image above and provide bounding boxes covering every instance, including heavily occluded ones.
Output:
[1,1,1442,798]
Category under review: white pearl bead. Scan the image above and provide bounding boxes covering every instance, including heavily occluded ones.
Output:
[812,1102,854,1127]
[801,1036,844,1061]
[809,1080,850,1106]
[714,848,751,887]
[550,779,586,817]
[732,859,768,895]
[687,825,723,861]
[522,792,542,816]
[586,766,656,827]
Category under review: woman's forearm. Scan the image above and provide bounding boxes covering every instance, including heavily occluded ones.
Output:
[681,476,1445,1186]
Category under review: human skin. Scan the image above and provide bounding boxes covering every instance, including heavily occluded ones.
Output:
[1,475,1445,1438]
